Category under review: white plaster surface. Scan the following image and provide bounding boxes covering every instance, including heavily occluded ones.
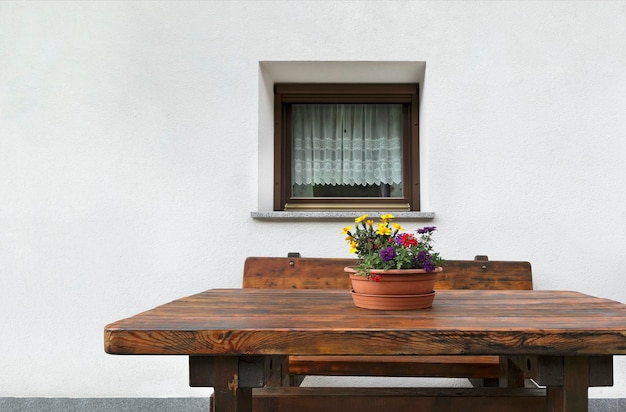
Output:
[1,0,625,399]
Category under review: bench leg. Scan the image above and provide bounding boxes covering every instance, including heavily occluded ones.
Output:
[469,377,499,387]
[500,356,525,388]
[265,355,305,387]
[289,375,306,386]
[265,356,291,387]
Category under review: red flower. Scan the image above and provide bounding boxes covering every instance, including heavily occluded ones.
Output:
[397,233,417,247]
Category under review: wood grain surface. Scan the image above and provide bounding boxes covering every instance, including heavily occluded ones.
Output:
[242,257,533,290]
[105,289,626,357]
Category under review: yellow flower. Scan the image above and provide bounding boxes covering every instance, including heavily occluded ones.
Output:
[355,214,368,223]
[380,213,394,222]
[366,219,373,226]
[376,223,391,236]
[341,225,352,234]
[393,223,404,231]
[349,241,358,254]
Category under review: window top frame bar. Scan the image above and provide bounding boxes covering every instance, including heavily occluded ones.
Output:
[275,83,418,96]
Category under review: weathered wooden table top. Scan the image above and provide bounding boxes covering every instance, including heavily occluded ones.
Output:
[104,289,626,357]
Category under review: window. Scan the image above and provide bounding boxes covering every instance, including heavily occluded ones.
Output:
[274,83,420,211]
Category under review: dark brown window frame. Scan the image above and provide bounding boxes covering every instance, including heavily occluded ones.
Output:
[273,83,420,211]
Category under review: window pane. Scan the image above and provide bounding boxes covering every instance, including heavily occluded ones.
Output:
[291,103,403,198]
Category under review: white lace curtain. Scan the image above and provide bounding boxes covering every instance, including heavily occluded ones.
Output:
[292,103,403,187]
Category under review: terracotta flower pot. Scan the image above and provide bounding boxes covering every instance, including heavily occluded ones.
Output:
[344,266,442,310]
[345,266,442,295]
[350,291,436,310]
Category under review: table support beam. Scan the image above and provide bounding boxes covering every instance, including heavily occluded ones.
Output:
[508,355,612,388]
[189,355,267,388]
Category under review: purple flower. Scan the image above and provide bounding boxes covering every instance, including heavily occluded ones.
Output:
[379,246,396,262]
[417,226,437,234]
[417,251,435,272]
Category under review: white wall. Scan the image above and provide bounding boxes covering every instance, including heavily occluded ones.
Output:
[1,0,625,399]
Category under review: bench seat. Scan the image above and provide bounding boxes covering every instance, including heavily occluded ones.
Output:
[289,355,501,379]
[250,387,546,412]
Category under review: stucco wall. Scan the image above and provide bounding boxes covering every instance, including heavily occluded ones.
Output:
[1,0,625,399]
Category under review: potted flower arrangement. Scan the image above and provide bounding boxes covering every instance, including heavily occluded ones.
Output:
[342,214,445,309]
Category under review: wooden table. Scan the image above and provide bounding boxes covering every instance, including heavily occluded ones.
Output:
[104,289,626,412]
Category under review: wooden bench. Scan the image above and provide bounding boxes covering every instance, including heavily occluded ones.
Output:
[242,255,534,388]
[250,387,546,412]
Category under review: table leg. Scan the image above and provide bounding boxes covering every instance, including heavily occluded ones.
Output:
[213,356,252,412]
[546,356,589,412]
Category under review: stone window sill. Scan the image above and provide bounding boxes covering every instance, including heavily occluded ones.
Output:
[251,211,435,220]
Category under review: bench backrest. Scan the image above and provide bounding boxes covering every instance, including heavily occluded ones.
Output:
[243,256,533,290]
